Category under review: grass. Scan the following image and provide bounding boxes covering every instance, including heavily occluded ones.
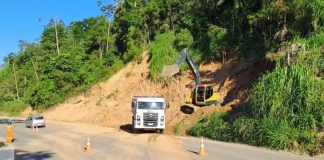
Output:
[0,142,5,148]
[0,100,28,116]
[174,123,182,134]
[106,89,119,99]
[188,39,324,154]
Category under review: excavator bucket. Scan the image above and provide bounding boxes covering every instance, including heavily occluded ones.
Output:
[161,64,179,77]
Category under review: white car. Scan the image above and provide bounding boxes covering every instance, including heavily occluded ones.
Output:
[25,115,46,128]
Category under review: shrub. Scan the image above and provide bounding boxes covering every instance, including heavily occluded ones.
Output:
[231,117,258,144]
[204,112,230,141]
[0,100,28,116]
[187,123,205,137]
[257,118,298,150]
[174,29,193,50]
[150,31,177,80]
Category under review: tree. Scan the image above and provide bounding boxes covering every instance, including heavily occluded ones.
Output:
[97,0,122,54]
[4,53,19,101]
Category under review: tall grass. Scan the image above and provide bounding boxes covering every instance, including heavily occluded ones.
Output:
[0,100,28,116]
[188,38,324,153]
[247,65,323,130]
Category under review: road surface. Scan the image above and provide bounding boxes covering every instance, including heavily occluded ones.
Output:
[0,117,322,160]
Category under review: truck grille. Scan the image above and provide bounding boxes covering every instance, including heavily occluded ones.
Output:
[143,113,158,127]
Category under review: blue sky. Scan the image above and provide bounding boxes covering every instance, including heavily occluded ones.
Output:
[0,0,112,65]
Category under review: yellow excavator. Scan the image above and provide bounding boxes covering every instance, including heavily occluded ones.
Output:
[162,48,220,106]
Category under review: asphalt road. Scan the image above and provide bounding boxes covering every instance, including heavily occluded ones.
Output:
[0,117,190,160]
[180,137,323,160]
[0,117,322,160]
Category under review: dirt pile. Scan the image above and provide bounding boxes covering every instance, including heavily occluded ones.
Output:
[43,51,273,133]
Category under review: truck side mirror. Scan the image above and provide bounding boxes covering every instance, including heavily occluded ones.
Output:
[166,102,170,109]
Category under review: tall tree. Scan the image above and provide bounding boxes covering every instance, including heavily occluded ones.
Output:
[4,53,19,101]
[97,0,122,55]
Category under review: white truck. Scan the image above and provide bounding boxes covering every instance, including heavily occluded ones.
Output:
[131,96,166,133]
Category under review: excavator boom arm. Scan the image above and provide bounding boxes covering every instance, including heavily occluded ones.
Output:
[176,48,201,87]
[162,48,201,87]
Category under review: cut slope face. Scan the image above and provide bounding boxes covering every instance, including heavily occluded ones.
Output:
[43,51,151,127]
[43,51,273,133]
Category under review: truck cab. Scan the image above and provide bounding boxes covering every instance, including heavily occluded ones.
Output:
[131,96,166,133]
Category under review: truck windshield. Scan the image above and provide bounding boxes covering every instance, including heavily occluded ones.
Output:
[138,102,164,110]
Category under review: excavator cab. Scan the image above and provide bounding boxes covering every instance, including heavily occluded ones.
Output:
[194,84,219,106]
[185,84,219,106]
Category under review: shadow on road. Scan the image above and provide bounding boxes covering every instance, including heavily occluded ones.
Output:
[119,124,158,134]
[0,118,25,124]
[187,149,199,155]
[119,124,134,134]
[15,149,54,160]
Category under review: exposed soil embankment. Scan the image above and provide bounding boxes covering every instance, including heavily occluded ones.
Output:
[42,51,273,134]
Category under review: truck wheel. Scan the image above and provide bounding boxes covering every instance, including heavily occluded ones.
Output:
[133,128,138,133]
[158,129,164,134]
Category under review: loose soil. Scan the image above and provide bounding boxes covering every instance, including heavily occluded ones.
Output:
[41,51,273,135]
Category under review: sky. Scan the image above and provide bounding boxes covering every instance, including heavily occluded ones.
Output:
[0,0,112,65]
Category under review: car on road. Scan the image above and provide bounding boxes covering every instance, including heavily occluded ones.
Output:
[25,115,46,128]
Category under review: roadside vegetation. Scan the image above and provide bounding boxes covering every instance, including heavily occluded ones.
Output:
[188,33,324,154]
[0,142,5,148]
[0,0,323,155]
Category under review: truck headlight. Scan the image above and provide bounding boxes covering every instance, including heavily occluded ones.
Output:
[160,116,164,125]
[136,115,141,125]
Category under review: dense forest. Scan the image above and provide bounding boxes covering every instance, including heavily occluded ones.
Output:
[0,0,323,154]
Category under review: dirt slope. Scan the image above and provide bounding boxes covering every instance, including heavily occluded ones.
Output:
[42,51,273,133]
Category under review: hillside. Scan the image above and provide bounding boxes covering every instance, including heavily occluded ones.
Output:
[41,51,273,134]
[1,0,322,156]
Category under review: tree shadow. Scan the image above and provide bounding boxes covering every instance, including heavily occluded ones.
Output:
[0,118,25,124]
[220,60,275,106]
[196,59,274,107]
[15,149,54,160]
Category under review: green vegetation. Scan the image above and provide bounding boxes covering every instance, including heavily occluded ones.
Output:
[0,16,124,113]
[0,142,5,148]
[0,0,323,154]
[0,101,28,116]
[188,41,324,153]
[174,123,182,134]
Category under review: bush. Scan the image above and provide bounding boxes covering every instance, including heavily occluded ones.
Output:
[188,47,323,153]
[257,118,298,150]
[0,100,28,116]
[187,123,204,136]
[174,29,193,50]
[174,123,182,134]
[231,117,258,144]
[204,112,230,141]
[123,45,143,62]
[188,112,230,141]
[150,31,177,80]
